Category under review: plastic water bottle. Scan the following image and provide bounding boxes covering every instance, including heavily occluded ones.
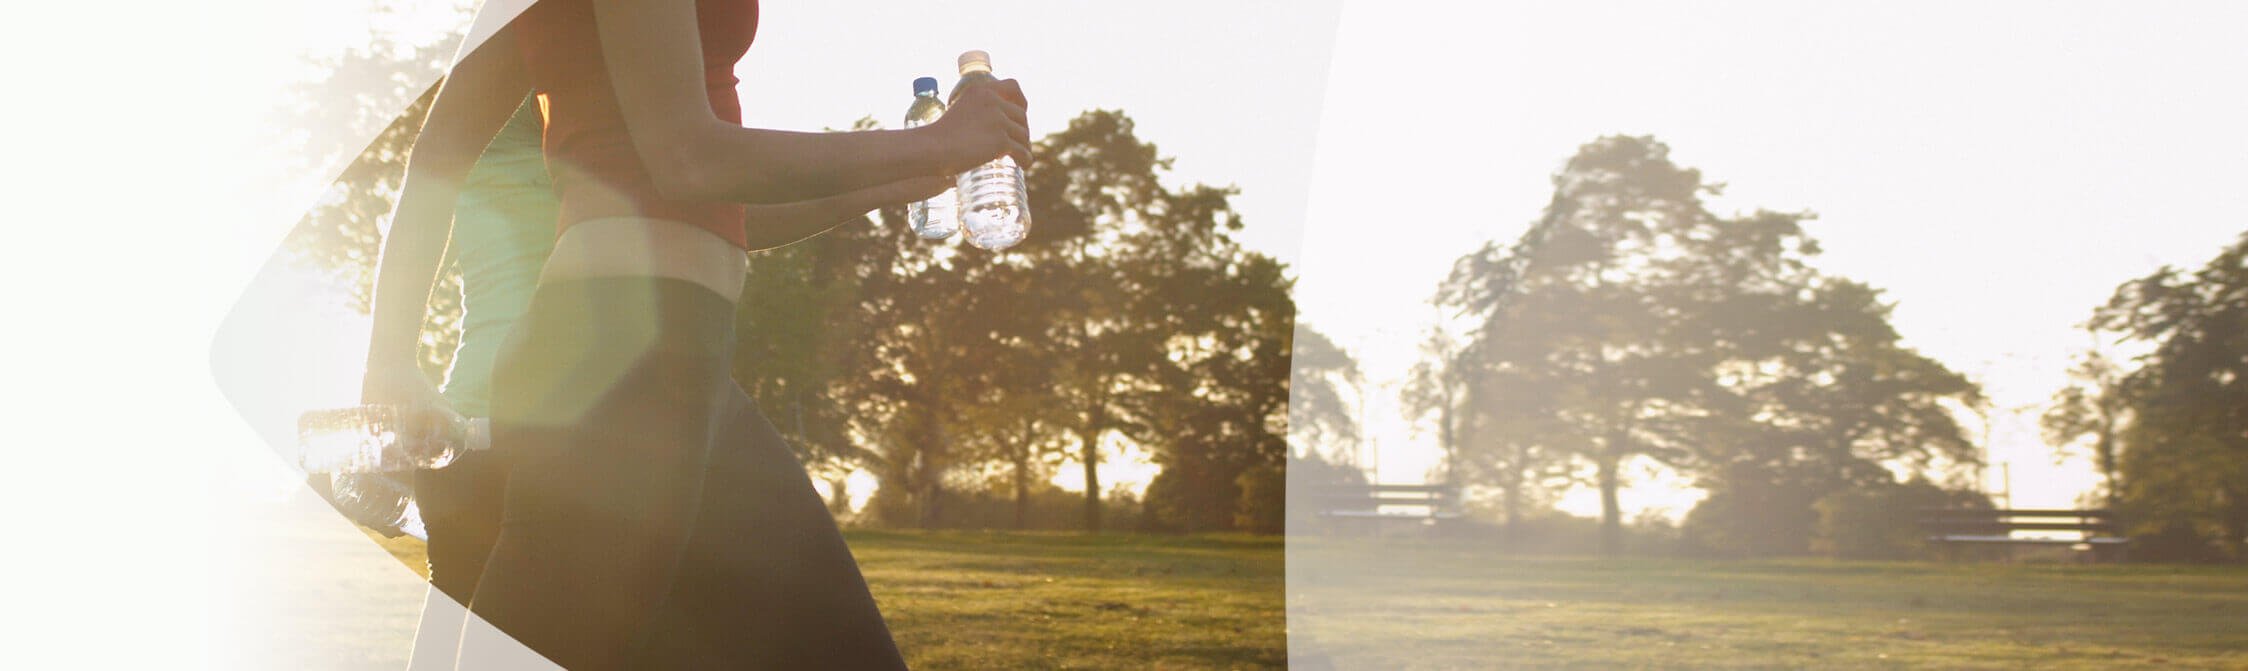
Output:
[904,77,960,240]
[324,472,429,540]
[949,50,1032,251]
[296,404,488,474]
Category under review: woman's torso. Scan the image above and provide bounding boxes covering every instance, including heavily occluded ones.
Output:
[516,0,759,253]
[441,97,559,417]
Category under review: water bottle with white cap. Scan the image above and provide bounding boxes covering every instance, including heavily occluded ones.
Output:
[948,50,1032,251]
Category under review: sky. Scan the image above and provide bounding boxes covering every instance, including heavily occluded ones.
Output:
[1291,1,2248,516]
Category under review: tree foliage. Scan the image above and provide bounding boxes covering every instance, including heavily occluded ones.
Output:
[734,110,1308,534]
[279,33,464,383]
[2079,232,2248,561]
[1433,136,1980,556]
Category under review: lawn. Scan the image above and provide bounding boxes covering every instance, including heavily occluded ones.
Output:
[348,529,2248,670]
[1288,538,2248,670]
[364,528,1288,670]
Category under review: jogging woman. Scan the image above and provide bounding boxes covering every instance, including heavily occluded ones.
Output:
[362,0,1030,667]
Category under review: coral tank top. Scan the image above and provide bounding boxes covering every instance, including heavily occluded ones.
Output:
[515,0,758,249]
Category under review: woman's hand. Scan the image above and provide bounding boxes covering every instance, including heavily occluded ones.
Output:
[363,361,466,446]
[928,77,1032,175]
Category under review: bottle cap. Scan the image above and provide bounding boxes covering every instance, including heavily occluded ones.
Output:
[958,50,992,74]
[913,77,939,96]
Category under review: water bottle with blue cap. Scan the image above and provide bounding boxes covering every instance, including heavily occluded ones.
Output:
[903,76,960,240]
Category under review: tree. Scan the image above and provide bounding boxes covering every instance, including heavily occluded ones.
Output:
[1292,325,1362,463]
[1679,273,1981,557]
[1014,110,1169,533]
[740,110,1300,534]
[1286,325,1366,533]
[952,296,1074,529]
[1404,323,1574,542]
[1440,136,1979,556]
[1150,268,1294,532]
[2086,232,2248,561]
[1437,136,1724,554]
[2042,330,2131,509]
[1401,326,1465,481]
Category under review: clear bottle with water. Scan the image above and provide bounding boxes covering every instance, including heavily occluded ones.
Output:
[296,404,487,474]
[904,76,959,240]
[298,404,490,540]
[949,50,1032,251]
[323,472,428,540]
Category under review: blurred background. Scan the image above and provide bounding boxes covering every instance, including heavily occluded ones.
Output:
[1286,2,2248,668]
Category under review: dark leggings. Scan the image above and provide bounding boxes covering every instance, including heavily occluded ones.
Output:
[431,276,906,670]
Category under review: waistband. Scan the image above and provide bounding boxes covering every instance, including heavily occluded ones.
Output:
[517,276,738,359]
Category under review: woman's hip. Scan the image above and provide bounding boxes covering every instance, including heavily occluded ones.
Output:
[541,216,748,301]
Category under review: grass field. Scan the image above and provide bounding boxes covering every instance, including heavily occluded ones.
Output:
[1289,539,2248,670]
[348,529,2248,670]
[365,529,1287,670]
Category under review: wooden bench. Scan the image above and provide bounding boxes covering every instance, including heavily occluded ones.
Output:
[1307,483,1463,535]
[1919,508,2129,562]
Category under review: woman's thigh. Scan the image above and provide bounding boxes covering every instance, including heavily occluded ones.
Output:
[651,387,907,670]
[465,277,736,669]
[414,449,511,601]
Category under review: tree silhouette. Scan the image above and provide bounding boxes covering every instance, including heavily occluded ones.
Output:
[734,110,1301,533]
[2043,329,2130,509]
[2085,231,2248,561]
[1439,136,1979,556]
[1292,325,1362,463]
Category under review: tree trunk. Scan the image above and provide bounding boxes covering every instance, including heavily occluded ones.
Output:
[1501,453,1523,549]
[826,477,851,517]
[2095,411,2121,509]
[1013,453,1031,530]
[2224,484,2248,564]
[1438,396,1457,483]
[919,417,946,530]
[1080,427,1102,533]
[1597,451,1622,557]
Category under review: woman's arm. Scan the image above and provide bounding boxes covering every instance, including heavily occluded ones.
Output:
[361,27,534,406]
[739,175,957,251]
[589,0,1032,206]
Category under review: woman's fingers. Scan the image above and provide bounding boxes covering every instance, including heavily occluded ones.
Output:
[995,78,1027,115]
[988,81,1028,128]
[933,78,1034,172]
[1003,118,1033,167]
